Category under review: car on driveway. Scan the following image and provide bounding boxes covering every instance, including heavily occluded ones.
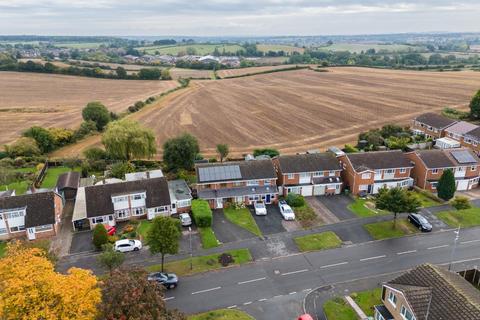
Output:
[148,272,179,289]
[254,202,267,215]
[114,239,142,252]
[407,213,432,232]
[179,213,192,226]
[279,200,295,220]
[106,226,116,236]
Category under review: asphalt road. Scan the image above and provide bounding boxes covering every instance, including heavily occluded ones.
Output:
[164,227,480,318]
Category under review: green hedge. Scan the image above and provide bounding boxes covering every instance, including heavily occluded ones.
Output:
[191,199,213,227]
[286,193,306,207]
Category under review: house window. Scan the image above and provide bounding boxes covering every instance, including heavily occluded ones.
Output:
[247,180,259,186]
[113,196,128,203]
[457,167,465,172]
[6,210,25,219]
[375,312,386,320]
[400,305,415,320]
[94,217,104,224]
[361,173,371,179]
[287,187,301,194]
[108,215,113,221]
[154,207,166,213]
[116,210,128,219]
[178,199,191,208]
[35,224,53,232]
[10,225,25,233]
[374,169,382,175]
[132,194,144,200]
[431,169,439,174]
[134,207,145,216]
[328,170,336,176]
[313,171,323,177]
[471,166,477,171]
[431,182,438,189]
[385,169,394,174]
[359,184,368,191]
[0,228,7,235]
[287,173,295,179]
[400,168,406,174]
[234,181,243,187]
[388,291,397,307]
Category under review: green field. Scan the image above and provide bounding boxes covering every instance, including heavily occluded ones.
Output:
[257,44,304,54]
[318,43,419,53]
[188,309,253,320]
[138,44,244,55]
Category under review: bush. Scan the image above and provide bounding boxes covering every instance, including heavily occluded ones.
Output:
[134,101,145,110]
[5,137,41,157]
[110,162,135,179]
[343,144,359,153]
[82,101,110,131]
[191,199,213,227]
[218,253,234,267]
[93,224,108,250]
[74,120,97,140]
[253,148,279,158]
[128,105,137,113]
[83,147,107,161]
[286,193,306,207]
[451,196,471,210]
[23,126,56,154]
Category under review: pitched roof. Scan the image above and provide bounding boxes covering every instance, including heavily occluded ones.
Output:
[84,177,170,218]
[276,153,341,173]
[345,150,412,172]
[56,171,80,190]
[387,264,480,320]
[414,148,480,168]
[0,191,58,228]
[415,113,457,129]
[195,160,277,184]
[445,121,479,135]
[464,126,480,141]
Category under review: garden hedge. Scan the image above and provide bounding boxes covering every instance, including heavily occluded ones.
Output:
[191,199,213,227]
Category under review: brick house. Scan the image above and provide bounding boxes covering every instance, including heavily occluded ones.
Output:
[272,153,342,197]
[411,113,457,139]
[72,177,180,230]
[406,148,480,192]
[444,121,478,143]
[374,264,480,320]
[461,126,480,155]
[0,191,63,241]
[339,150,414,195]
[195,160,278,209]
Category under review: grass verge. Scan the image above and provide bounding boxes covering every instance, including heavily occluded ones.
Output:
[437,207,480,227]
[364,218,420,240]
[294,231,342,252]
[351,288,382,317]
[323,297,357,320]
[145,248,252,276]
[223,207,262,237]
[188,309,254,320]
[198,227,220,249]
[348,198,386,217]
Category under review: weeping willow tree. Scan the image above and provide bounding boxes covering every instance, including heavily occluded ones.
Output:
[101,120,156,161]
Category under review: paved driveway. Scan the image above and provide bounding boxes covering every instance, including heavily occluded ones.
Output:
[251,205,286,235]
[315,195,356,220]
[211,209,256,243]
[69,230,95,254]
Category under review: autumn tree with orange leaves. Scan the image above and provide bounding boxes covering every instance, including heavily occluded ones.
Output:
[0,241,101,319]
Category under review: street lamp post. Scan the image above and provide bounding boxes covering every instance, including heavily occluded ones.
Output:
[189,226,193,270]
[448,225,460,271]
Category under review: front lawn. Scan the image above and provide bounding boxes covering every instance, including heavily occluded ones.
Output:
[41,166,80,188]
[412,191,440,208]
[348,197,389,218]
[223,207,262,236]
[137,220,152,239]
[323,297,356,320]
[0,241,6,258]
[188,309,253,320]
[437,207,480,227]
[352,288,382,317]
[364,218,420,240]
[198,227,220,249]
[294,204,322,228]
[294,231,342,252]
[146,248,252,276]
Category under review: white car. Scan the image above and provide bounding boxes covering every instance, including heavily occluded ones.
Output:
[254,202,267,215]
[179,213,192,226]
[278,200,295,220]
[114,239,142,253]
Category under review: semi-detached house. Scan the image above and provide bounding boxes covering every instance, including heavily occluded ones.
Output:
[339,150,414,195]
[195,159,278,209]
[272,153,342,197]
[411,113,457,139]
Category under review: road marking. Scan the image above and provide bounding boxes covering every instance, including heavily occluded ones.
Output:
[191,287,221,295]
[244,301,252,305]
[396,250,417,255]
[289,292,297,295]
[258,298,268,302]
[227,305,237,309]
[238,277,266,285]
[320,262,348,269]
[163,297,175,301]
[273,295,283,299]
[427,245,449,250]
[281,269,309,276]
[460,239,480,244]
[303,288,312,292]
[360,255,386,262]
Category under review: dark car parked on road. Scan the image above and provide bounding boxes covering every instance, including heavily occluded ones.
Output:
[408,213,432,232]
[148,272,179,289]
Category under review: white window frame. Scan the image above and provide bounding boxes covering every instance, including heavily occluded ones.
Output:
[400,305,415,320]
[246,180,259,186]
[177,199,191,208]
[9,225,25,233]
[0,228,7,235]
[385,169,395,174]
[359,184,368,191]
[388,291,397,307]
[328,170,336,176]
[400,168,406,174]
[313,171,323,177]
[361,173,371,179]
[287,173,295,179]
[431,169,439,174]
[35,224,53,232]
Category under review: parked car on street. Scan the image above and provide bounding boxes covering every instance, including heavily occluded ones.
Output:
[148,272,179,289]
[106,226,116,236]
[278,200,295,220]
[179,213,192,226]
[114,239,142,252]
[407,213,432,232]
[254,201,267,215]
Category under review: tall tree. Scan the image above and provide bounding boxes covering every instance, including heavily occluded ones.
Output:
[216,144,229,162]
[102,120,156,161]
[163,133,199,171]
[375,187,421,228]
[99,267,185,320]
[97,244,125,275]
[147,217,181,272]
[82,101,111,131]
[0,241,100,319]
[470,90,480,119]
[437,169,456,201]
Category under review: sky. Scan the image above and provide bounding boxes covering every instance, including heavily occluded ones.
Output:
[1,0,480,36]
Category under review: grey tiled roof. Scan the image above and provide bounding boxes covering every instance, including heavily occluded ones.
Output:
[346,150,412,172]
[276,153,341,173]
[196,160,276,184]
[415,113,457,129]
[56,171,80,190]
[414,148,480,168]
[0,192,58,228]
[445,121,478,135]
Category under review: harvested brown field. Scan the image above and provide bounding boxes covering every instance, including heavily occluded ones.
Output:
[132,67,480,157]
[217,64,303,78]
[169,68,213,80]
[0,72,179,146]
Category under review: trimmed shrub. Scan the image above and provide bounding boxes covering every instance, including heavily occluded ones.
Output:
[93,224,108,250]
[451,196,471,210]
[218,253,234,267]
[286,193,306,207]
[191,199,213,227]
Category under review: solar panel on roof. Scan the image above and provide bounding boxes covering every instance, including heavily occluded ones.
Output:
[198,165,241,182]
[450,150,477,164]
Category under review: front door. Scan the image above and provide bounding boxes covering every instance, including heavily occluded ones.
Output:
[216,198,223,209]
[367,184,373,194]
[27,227,36,240]
[266,194,271,204]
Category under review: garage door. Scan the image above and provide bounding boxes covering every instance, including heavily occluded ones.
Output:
[457,179,469,191]
[313,185,325,196]
[301,185,313,196]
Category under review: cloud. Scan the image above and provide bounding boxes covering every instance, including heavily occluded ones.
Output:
[0,0,479,35]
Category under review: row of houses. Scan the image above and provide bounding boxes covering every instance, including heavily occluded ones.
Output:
[123,54,241,67]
